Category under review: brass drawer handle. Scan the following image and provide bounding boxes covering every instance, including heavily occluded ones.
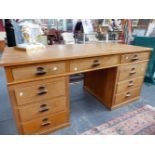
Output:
[37,86,48,95]
[132,55,139,61]
[39,108,49,113]
[92,63,100,67]
[36,67,47,75]
[128,81,134,87]
[130,68,136,75]
[94,59,99,63]
[41,118,51,127]
[39,104,49,113]
[125,92,131,97]
[40,103,47,107]
[92,60,100,67]
[37,91,47,95]
[38,86,45,90]
[130,71,136,74]
[41,122,50,126]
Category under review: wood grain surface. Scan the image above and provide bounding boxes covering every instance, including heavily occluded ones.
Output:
[0,43,152,66]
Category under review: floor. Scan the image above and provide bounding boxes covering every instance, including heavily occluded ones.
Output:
[0,53,155,135]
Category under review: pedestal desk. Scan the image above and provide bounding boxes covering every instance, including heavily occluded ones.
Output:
[0,43,152,134]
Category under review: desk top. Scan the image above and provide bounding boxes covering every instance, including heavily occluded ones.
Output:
[0,43,152,66]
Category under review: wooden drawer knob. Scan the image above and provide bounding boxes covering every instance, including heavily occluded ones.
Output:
[125,56,129,60]
[19,92,24,97]
[53,67,58,71]
[74,67,78,71]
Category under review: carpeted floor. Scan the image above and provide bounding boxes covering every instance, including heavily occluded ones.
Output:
[0,51,155,135]
[82,105,155,135]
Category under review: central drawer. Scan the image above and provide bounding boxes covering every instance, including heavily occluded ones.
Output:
[12,61,66,81]
[14,77,66,105]
[18,96,67,122]
[70,55,120,72]
[21,111,69,134]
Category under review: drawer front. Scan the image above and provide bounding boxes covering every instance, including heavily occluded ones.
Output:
[118,62,148,81]
[114,87,141,105]
[70,55,120,72]
[116,77,144,94]
[121,52,150,63]
[21,111,69,134]
[12,62,66,81]
[18,96,67,122]
[14,77,66,105]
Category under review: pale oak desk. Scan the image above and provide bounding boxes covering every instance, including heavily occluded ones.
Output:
[0,43,152,135]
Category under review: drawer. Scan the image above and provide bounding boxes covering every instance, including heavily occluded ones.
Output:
[114,87,141,105]
[118,62,148,81]
[12,62,66,81]
[18,96,68,122]
[14,77,66,105]
[116,77,144,94]
[70,55,120,72]
[21,111,69,134]
[121,52,150,63]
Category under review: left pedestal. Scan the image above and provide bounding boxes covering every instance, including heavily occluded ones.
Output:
[7,73,70,135]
